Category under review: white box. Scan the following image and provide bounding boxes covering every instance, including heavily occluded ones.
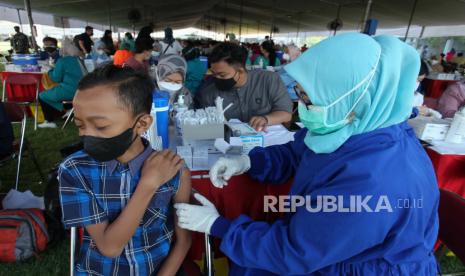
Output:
[408,117,450,141]
[176,146,193,170]
[192,146,209,171]
[226,121,264,154]
[181,123,224,146]
[240,135,264,154]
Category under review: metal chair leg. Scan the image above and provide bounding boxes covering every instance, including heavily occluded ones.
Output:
[204,233,214,276]
[25,139,45,183]
[2,80,6,102]
[15,115,27,190]
[62,108,74,130]
[34,86,39,131]
[70,227,76,276]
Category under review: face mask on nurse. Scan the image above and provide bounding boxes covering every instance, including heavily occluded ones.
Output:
[296,62,377,135]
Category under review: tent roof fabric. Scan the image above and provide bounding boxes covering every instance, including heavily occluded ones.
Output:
[0,0,464,34]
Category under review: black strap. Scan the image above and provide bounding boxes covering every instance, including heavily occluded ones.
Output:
[162,41,174,55]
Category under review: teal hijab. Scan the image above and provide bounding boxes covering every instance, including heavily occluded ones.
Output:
[285,33,420,153]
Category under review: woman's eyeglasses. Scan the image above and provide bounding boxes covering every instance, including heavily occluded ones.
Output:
[294,85,312,106]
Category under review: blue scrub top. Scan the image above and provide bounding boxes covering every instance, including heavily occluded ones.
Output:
[211,122,439,275]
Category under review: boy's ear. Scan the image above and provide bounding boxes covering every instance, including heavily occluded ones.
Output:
[135,114,153,135]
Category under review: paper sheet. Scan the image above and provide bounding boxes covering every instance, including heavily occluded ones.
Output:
[429,140,465,155]
[264,124,296,147]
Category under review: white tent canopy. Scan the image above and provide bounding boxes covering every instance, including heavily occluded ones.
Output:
[0,0,464,36]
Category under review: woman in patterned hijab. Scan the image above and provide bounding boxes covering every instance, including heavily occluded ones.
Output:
[156,54,193,107]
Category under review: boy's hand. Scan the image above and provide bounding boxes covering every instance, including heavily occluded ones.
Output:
[140,150,183,192]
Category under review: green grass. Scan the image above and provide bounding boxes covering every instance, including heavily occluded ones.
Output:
[0,117,78,275]
[0,106,464,275]
[0,118,79,194]
[0,237,70,276]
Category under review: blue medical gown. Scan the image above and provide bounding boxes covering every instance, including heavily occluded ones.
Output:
[211,122,439,275]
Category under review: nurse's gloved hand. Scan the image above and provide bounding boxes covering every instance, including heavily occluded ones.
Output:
[174,193,220,234]
[209,155,251,188]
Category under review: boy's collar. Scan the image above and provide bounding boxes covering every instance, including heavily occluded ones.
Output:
[105,138,153,175]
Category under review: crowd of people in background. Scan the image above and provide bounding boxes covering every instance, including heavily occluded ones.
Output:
[5,24,310,130]
[5,23,465,128]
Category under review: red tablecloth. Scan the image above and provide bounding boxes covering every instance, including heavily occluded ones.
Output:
[188,172,292,260]
[0,71,45,102]
[426,148,465,198]
[424,78,458,99]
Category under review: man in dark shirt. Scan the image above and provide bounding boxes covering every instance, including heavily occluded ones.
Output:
[196,43,292,131]
[74,26,94,55]
[11,26,29,54]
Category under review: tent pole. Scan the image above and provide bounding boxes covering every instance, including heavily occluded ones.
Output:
[223,0,227,35]
[239,0,243,42]
[270,0,276,39]
[296,14,300,43]
[419,25,425,38]
[360,0,373,32]
[107,0,112,30]
[16,9,23,31]
[61,16,66,37]
[404,0,419,41]
[23,0,37,52]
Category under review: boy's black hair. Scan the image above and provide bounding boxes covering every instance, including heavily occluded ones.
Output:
[135,37,154,53]
[85,26,93,32]
[210,42,247,68]
[77,65,153,116]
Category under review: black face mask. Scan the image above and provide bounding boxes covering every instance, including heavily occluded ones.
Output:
[214,71,238,91]
[44,46,56,53]
[81,117,141,162]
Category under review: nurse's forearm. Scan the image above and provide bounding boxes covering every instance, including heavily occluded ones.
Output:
[265,111,292,125]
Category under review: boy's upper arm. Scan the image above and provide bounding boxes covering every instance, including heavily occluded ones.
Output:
[59,161,108,228]
[174,169,191,204]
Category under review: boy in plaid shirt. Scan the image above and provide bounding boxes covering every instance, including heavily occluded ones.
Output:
[59,65,191,275]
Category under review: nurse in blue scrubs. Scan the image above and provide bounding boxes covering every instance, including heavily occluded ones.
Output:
[175,33,439,275]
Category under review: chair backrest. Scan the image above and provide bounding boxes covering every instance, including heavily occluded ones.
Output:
[2,102,26,123]
[438,188,465,264]
[5,74,39,86]
[3,74,40,103]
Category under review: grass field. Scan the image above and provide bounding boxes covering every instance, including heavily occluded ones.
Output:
[0,117,77,275]
[0,107,464,275]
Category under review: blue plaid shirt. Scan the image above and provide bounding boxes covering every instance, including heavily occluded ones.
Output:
[59,139,181,276]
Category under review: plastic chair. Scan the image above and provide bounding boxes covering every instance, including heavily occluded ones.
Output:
[69,227,212,276]
[437,189,465,264]
[2,74,40,130]
[0,102,44,189]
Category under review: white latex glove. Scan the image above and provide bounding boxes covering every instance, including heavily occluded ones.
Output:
[174,193,220,234]
[428,108,443,119]
[209,155,251,188]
